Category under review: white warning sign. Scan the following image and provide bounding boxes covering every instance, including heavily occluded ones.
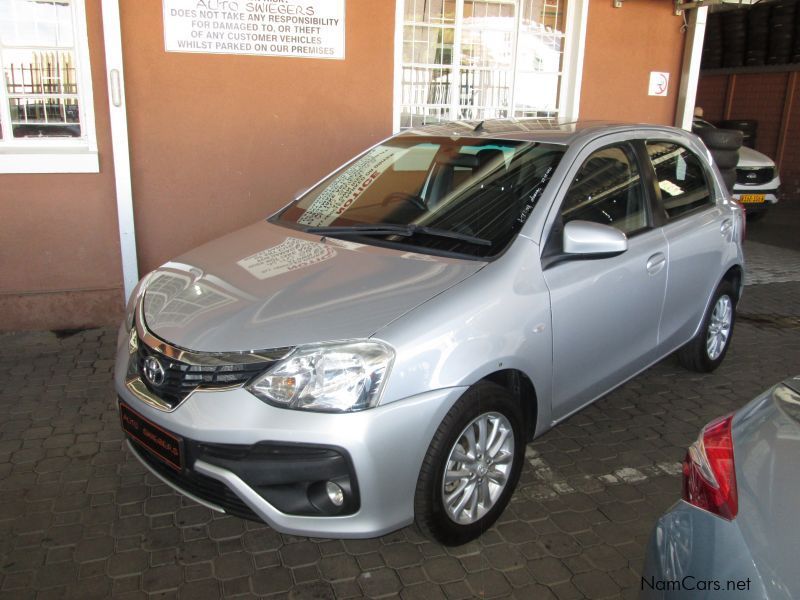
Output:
[163,0,345,60]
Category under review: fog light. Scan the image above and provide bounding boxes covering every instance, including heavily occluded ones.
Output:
[326,481,344,507]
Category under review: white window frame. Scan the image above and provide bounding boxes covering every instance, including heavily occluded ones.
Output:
[392,0,588,132]
[0,0,99,173]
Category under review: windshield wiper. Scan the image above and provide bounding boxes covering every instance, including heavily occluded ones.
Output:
[305,223,491,247]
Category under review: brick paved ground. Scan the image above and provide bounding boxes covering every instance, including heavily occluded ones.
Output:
[1,239,799,599]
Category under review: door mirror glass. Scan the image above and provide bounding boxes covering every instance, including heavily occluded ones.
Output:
[563,220,628,256]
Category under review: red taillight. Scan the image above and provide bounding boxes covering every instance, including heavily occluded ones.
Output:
[681,415,738,520]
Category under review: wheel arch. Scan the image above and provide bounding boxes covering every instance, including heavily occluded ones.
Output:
[722,264,744,305]
[481,369,539,441]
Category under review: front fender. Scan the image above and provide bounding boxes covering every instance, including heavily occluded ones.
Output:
[375,237,554,436]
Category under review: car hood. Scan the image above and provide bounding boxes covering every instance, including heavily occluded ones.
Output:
[141,221,484,352]
[737,145,775,168]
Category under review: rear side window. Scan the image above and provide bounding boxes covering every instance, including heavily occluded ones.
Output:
[560,144,648,236]
[646,142,712,219]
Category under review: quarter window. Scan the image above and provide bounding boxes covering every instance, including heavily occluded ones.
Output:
[646,142,712,219]
[560,145,648,235]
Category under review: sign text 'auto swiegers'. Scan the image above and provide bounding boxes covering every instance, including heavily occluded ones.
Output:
[163,0,345,60]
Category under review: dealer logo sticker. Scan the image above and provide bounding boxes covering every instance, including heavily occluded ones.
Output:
[143,357,166,387]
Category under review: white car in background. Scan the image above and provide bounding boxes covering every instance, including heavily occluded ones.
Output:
[693,118,780,219]
[733,145,781,216]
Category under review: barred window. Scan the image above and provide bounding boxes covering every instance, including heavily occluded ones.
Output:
[0,0,97,172]
[398,0,566,129]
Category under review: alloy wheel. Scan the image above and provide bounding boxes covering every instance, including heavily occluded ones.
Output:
[706,294,733,360]
[441,411,515,524]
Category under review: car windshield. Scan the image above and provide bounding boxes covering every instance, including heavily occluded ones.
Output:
[272,135,565,259]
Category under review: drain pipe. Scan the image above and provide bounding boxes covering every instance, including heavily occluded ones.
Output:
[675,6,708,130]
[101,0,138,300]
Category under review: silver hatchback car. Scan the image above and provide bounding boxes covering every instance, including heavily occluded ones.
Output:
[115,120,744,545]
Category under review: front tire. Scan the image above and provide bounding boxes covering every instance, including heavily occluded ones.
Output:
[414,382,525,545]
[677,281,736,372]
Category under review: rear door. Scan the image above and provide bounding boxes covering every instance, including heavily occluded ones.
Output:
[643,140,730,352]
[542,139,668,421]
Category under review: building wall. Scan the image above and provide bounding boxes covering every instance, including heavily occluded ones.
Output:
[579,0,685,124]
[120,0,396,274]
[0,1,122,331]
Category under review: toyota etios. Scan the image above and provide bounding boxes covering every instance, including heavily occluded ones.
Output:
[115,120,744,545]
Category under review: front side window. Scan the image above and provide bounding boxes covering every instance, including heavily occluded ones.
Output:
[0,0,97,172]
[273,136,565,258]
[560,144,648,236]
[646,142,713,219]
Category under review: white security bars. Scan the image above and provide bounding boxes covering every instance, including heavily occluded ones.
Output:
[0,0,98,172]
[397,0,566,128]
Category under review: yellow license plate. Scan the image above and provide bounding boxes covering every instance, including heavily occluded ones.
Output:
[740,194,766,203]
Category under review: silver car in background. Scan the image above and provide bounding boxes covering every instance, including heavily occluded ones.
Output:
[641,376,800,599]
[115,120,745,545]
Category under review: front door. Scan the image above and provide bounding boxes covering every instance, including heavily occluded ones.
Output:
[542,142,668,421]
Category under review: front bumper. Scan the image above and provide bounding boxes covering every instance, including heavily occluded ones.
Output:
[115,338,464,538]
[732,176,780,212]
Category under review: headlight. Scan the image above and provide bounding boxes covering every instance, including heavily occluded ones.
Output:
[247,341,394,413]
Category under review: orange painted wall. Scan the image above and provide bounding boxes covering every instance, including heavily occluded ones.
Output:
[579,0,685,125]
[0,1,123,330]
[119,0,396,273]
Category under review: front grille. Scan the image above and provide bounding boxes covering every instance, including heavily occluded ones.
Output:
[130,440,260,521]
[195,441,340,462]
[134,342,274,409]
[736,166,775,185]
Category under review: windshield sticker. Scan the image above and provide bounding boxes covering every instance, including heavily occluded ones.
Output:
[237,237,337,280]
[297,146,405,227]
[517,165,555,225]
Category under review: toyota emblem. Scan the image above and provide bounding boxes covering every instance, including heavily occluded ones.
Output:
[143,356,166,387]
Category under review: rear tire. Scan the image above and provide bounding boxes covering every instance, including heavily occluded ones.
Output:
[414,382,525,546]
[677,281,736,373]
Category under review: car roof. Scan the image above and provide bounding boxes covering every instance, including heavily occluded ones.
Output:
[401,118,689,145]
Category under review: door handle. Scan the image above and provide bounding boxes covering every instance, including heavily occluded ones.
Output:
[646,252,666,276]
[720,219,733,236]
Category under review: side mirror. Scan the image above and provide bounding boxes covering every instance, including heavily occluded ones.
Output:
[563,220,628,256]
